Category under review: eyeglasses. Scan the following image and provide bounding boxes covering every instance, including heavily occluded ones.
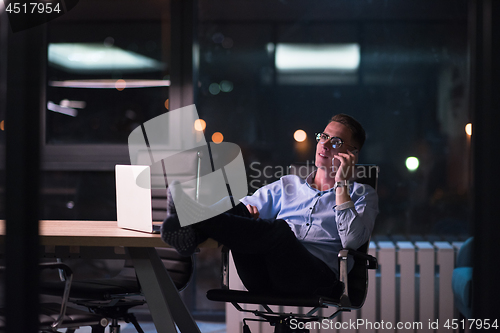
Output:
[315,132,358,150]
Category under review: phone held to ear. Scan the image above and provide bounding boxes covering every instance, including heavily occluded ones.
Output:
[332,156,341,169]
[332,150,359,170]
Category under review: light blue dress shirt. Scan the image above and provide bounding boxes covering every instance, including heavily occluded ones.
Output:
[240,171,379,275]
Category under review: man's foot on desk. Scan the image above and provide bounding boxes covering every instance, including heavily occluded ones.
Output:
[161,182,207,257]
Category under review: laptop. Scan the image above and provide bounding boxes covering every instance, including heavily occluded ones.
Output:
[115,164,162,233]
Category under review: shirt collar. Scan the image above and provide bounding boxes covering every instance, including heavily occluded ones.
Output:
[305,170,316,187]
[305,170,336,194]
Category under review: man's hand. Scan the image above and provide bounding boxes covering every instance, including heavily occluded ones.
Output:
[246,204,260,219]
[334,150,358,182]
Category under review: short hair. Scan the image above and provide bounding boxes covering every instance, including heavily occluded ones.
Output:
[329,114,366,150]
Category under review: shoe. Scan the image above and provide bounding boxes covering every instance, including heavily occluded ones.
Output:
[161,182,207,256]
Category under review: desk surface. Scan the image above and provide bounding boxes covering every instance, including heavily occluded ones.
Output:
[0,220,218,248]
[0,220,166,247]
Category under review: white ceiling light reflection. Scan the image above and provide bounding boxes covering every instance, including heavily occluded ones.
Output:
[275,43,360,85]
[48,43,166,73]
[276,43,360,72]
[47,101,78,117]
[49,79,171,89]
[60,99,86,109]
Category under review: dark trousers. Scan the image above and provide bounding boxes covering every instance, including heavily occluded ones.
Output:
[195,203,342,297]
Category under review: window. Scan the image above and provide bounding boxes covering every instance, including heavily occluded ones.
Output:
[197,0,470,240]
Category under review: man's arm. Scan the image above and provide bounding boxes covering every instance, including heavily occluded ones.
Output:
[335,183,378,250]
[245,204,260,219]
[334,149,358,205]
[239,179,282,219]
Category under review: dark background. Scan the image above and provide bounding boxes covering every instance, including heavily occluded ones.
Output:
[1,0,488,323]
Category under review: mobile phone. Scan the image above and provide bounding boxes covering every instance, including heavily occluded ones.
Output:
[332,156,341,170]
[352,149,359,164]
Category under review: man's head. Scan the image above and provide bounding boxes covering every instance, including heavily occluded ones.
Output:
[329,114,366,151]
[315,114,366,171]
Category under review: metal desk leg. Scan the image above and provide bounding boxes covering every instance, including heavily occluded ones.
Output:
[128,247,201,333]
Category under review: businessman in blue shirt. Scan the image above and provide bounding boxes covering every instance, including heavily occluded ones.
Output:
[162,114,378,297]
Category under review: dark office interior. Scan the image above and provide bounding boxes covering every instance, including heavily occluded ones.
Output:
[1,0,500,331]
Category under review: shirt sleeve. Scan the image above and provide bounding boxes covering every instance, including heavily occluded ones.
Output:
[335,183,378,249]
[239,179,283,219]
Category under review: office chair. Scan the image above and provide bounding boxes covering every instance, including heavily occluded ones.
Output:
[42,248,192,333]
[0,262,108,333]
[452,237,473,320]
[207,163,379,333]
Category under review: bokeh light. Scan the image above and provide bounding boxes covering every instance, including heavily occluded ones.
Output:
[115,79,126,91]
[220,80,234,92]
[212,32,225,44]
[212,132,224,143]
[209,83,220,95]
[406,156,419,171]
[194,119,207,132]
[0,120,4,131]
[293,129,307,142]
[164,99,169,110]
[465,123,472,136]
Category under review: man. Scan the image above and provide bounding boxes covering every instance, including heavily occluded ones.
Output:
[162,114,378,297]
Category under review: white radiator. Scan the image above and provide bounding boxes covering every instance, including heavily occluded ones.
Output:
[225,241,464,333]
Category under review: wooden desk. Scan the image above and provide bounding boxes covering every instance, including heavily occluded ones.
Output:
[0,220,213,333]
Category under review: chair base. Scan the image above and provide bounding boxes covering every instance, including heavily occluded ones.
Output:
[74,298,146,333]
[37,303,108,333]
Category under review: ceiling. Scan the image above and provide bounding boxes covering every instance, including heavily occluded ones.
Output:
[53,0,467,23]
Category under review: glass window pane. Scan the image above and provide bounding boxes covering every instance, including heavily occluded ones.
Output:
[46,20,169,144]
[197,0,470,240]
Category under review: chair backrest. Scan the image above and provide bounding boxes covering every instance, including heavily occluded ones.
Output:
[346,241,370,308]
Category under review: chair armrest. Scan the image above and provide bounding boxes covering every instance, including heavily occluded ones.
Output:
[221,246,230,289]
[337,248,378,307]
[39,262,74,330]
[339,248,378,269]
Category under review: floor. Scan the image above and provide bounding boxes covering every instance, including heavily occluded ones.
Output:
[65,320,226,333]
[50,295,227,333]
[119,320,226,333]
